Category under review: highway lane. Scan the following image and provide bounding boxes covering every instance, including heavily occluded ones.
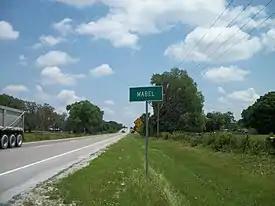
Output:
[0,132,127,203]
[21,133,112,148]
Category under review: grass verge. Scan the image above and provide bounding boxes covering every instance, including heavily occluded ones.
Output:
[49,134,275,206]
[24,132,90,142]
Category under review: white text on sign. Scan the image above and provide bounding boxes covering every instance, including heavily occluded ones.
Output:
[137,91,155,98]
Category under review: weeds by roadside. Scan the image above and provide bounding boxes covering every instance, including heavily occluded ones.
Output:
[159,132,275,155]
[35,134,275,206]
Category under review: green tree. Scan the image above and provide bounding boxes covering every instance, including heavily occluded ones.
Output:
[24,101,38,132]
[241,91,275,134]
[66,100,104,133]
[0,94,25,110]
[103,121,124,133]
[149,68,205,133]
[205,111,236,132]
[36,103,56,130]
[0,94,122,133]
[53,112,67,131]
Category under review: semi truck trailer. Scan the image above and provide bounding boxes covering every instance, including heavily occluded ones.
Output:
[0,105,24,149]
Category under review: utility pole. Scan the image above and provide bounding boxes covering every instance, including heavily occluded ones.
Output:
[157,102,160,138]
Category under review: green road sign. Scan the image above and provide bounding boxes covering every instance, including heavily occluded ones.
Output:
[129,86,163,102]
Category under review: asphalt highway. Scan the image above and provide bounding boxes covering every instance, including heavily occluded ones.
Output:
[0,131,127,203]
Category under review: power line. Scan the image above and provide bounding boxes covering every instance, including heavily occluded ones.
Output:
[201,10,275,72]
[196,0,273,68]
[174,0,234,68]
[195,0,255,63]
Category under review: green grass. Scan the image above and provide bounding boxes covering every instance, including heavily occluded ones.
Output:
[23,131,88,142]
[50,134,275,206]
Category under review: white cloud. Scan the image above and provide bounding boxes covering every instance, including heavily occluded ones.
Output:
[19,55,28,66]
[217,86,226,94]
[218,5,270,30]
[215,87,260,119]
[54,107,68,115]
[262,29,275,52]
[3,85,28,94]
[76,18,139,48]
[57,90,84,105]
[33,35,65,49]
[41,66,86,86]
[73,0,274,49]
[218,87,259,104]
[34,85,51,103]
[104,100,115,105]
[202,66,250,83]
[54,0,97,8]
[103,107,115,114]
[36,50,79,67]
[226,88,259,103]
[33,86,85,112]
[0,21,19,40]
[74,0,225,48]
[90,64,114,77]
[53,18,73,36]
[165,26,262,63]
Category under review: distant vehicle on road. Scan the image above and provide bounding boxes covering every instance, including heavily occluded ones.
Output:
[0,105,25,149]
[121,130,126,133]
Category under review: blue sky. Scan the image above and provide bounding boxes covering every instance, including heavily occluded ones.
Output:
[1,0,275,126]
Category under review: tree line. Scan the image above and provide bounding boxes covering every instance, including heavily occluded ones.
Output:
[0,94,124,134]
[136,68,275,135]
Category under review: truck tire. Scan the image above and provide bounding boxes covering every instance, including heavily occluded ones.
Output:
[8,134,16,148]
[0,134,9,149]
[16,134,23,147]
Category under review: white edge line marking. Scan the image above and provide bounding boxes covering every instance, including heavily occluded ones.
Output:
[0,135,122,177]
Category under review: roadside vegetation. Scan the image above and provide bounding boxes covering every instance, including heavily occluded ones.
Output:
[23,131,87,142]
[135,68,275,136]
[0,94,125,142]
[46,134,275,206]
[159,132,275,156]
[133,68,275,156]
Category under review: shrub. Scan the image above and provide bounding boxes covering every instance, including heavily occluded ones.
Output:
[157,132,275,156]
[201,133,216,147]
[209,133,237,152]
[248,139,267,155]
[238,135,250,153]
[160,132,169,140]
[189,136,202,147]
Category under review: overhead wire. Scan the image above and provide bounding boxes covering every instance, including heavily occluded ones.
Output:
[149,0,274,120]
[196,0,273,71]
[194,0,255,65]
[174,0,234,69]
[159,0,253,115]
[200,10,275,72]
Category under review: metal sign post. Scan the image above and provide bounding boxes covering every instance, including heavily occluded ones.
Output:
[145,101,149,177]
[129,86,163,178]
